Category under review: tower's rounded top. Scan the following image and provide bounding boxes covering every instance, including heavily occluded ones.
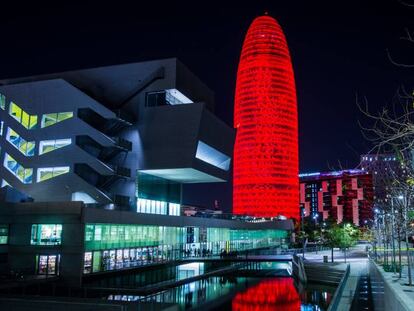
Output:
[239,14,289,62]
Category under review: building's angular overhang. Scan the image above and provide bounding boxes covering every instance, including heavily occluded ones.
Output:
[138,102,235,183]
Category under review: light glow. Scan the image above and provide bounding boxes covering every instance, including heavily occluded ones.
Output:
[233,15,299,219]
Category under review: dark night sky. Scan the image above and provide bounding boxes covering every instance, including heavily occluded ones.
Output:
[1,1,414,211]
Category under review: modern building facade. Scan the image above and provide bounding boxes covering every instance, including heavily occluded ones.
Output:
[299,170,374,226]
[0,58,234,214]
[0,187,293,286]
[233,15,299,220]
[0,59,294,287]
[360,153,405,207]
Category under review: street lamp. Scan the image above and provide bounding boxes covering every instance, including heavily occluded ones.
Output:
[301,207,306,258]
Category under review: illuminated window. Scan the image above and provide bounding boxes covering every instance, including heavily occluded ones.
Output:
[0,121,3,136]
[37,167,70,182]
[169,203,181,216]
[39,139,71,155]
[6,127,35,156]
[0,94,5,110]
[0,225,8,244]
[195,141,231,171]
[137,198,175,215]
[9,102,37,129]
[1,179,11,188]
[41,112,73,128]
[3,153,33,183]
[31,224,62,245]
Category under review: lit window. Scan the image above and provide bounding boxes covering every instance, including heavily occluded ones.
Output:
[0,121,3,136]
[41,112,73,128]
[9,102,37,129]
[31,224,62,245]
[37,167,70,182]
[0,94,5,110]
[195,141,231,171]
[0,225,8,244]
[39,139,71,155]
[1,179,11,188]
[3,153,33,183]
[6,127,35,156]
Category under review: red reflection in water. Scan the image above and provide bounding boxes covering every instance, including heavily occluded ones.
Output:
[232,278,301,311]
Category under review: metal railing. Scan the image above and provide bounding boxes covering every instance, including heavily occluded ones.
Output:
[327,263,350,311]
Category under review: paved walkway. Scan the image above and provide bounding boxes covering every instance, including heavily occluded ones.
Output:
[301,245,374,311]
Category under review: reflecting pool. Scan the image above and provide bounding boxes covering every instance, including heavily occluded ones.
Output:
[108,276,333,310]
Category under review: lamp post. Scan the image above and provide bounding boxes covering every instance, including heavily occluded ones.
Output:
[374,207,380,261]
[391,198,397,274]
[301,207,306,258]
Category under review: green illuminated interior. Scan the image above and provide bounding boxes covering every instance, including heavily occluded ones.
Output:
[0,225,8,244]
[31,224,62,245]
[83,223,288,274]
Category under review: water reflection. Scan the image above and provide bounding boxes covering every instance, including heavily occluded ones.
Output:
[232,278,301,310]
[108,276,332,310]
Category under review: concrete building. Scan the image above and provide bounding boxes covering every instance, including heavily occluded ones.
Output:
[0,58,234,212]
[299,170,374,226]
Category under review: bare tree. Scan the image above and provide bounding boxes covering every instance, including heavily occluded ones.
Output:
[358,90,414,284]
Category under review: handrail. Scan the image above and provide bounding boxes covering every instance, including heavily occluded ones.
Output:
[327,263,350,311]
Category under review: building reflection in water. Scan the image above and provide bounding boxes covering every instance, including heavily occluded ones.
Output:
[232,278,301,311]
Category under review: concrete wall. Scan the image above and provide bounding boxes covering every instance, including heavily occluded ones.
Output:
[369,259,411,311]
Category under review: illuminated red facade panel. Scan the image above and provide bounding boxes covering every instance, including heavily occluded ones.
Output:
[233,15,299,219]
[299,170,374,226]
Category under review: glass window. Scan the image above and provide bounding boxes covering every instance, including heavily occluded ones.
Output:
[0,94,5,110]
[9,102,22,123]
[39,139,71,155]
[31,224,63,245]
[41,112,73,128]
[6,127,36,156]
[9,102,37,129]
[37,166,70,182]
[3,153,33,183]
[0,225,8,244]
[36,254,60,275]
[84,252,92,274]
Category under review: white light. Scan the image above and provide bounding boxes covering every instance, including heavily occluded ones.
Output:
[195,141,231,171]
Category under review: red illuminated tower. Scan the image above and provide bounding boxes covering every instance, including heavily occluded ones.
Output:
[233,15,299,219]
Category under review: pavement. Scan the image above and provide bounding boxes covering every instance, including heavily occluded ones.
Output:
[299,245,373,311]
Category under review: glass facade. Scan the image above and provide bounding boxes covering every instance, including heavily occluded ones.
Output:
[83,223,288,274]
[137,198,180,216]
[137,173,180,204]
[31,224,63,245]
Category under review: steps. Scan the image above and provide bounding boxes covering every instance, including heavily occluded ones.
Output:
[304,262,348,286]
